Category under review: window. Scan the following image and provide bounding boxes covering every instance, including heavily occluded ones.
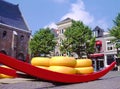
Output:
[97,30,101,37]
[106,41,114,51]
[60,29,64,34]
[2,31,7,38]
[20,35,24,41]
[17,53,25,61]
[0,50,7,55]
[93,31,96,37]
[107,47,113,50]
[60,39,63,46]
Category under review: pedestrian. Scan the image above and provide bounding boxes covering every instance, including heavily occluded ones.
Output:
[114,55,120,71]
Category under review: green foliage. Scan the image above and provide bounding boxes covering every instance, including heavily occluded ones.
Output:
[109,13,120,57]
[109,27,120,39]
[30,28,56,57]
[60,20,95,58]
[113,13,120,27]
[109,13,120,39]
[86,37,96,55]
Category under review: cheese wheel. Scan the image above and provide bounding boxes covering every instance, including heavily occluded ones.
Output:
[75,59,92,67]
[31,57,50,66]
[36,66,48,70]
[0,65,14,78]
[0,74,14,78]
[50,56,76,67]
[75,66,94,74]
[48,66,76,74]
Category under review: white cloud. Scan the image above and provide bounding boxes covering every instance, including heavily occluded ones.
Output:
[61,0,94,25]
[44,22,58,29]
[44,0,109,31]
[60,0,109,30]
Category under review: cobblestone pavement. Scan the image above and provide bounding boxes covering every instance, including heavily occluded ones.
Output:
[0,71,120,89]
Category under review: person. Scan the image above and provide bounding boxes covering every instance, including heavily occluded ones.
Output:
[114,55,120,71]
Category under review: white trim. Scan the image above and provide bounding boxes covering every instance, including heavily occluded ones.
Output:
[13,31,18,35]
[0,23,31,33]
[104,55,108,67]
[106,40,114,51]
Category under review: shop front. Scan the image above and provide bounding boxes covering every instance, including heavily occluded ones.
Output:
[90,53,104,71]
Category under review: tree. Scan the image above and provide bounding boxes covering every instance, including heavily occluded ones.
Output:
[30,28,56,57]
[60,20,95,58]
[109,13,120,57]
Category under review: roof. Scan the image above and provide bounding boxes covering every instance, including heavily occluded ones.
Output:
[93,26,104,32]
[56,18,72,25]
[0,0,29,31]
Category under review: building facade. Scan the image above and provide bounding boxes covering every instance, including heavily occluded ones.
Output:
[55,18,72,56]
[92,26,117,71]
[0,0,31,61]
[55,18,118,71]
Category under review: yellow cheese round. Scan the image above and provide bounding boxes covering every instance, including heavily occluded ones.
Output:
[48,66,76,74]
[75,66,94,74]
[0,65,14,78]
[36,66,48,70]
[75,59,92,67]
[0,74,14,78]
[50,56,76,67]
[31,57,50,66]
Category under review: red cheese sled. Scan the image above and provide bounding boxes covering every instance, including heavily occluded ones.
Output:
[0,53,116,83]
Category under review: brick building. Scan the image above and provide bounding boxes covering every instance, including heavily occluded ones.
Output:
[0,0,31,61]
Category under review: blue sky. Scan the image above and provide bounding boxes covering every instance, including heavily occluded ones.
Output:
[6,0,120,34]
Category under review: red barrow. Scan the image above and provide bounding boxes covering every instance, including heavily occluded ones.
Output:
[0,53,116,83]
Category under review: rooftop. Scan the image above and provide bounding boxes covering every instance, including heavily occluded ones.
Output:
[0,0,29,31]
[56,18,72,25]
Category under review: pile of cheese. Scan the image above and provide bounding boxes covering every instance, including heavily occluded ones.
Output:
[31,56,94,74]
[0,56,94,78]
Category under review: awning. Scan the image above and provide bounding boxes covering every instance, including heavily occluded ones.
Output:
[96,40,102,45]
[89,53,104,58]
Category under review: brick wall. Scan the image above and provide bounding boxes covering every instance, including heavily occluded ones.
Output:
[0,24,31,61]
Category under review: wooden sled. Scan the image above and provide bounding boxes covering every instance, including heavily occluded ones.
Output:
[0,53,116,83]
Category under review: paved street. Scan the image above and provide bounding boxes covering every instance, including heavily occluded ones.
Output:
[0,71,120,89]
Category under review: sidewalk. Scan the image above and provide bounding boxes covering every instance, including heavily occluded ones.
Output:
[0,71,120,89]
[0,78,34,84]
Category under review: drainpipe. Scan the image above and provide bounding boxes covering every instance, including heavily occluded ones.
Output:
[11,31,17,57]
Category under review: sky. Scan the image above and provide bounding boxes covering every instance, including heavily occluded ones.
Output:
[6,0,120,34]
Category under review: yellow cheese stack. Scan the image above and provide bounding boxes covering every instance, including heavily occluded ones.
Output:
[36,66,48,70]
[31,57,50,66]
[75,59,94,74]
[48,66,76,74]
[48,56,77,74]
[31,57,94,75]
[50,56,76,67]
[31,57,50,70]
[0,65,14,78]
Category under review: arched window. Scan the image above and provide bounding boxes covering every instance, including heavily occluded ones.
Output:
[20,35,24,41]
[2,31,7,38]
[17,53,25,62]
[0,50,7,55]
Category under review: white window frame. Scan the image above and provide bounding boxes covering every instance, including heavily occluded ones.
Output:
[106,40,115,51]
